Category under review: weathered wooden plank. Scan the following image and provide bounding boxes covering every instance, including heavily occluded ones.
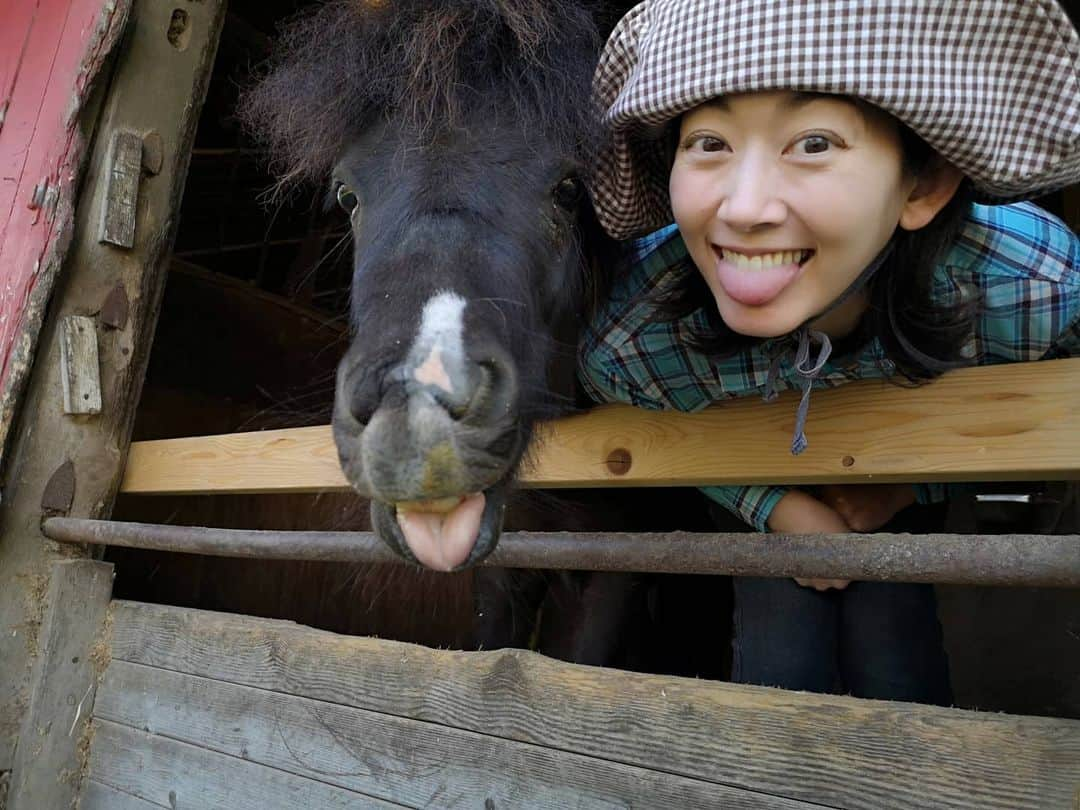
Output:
[108,601,1080,810]
[119,357,1080,494]
[9,560,113,810]
[95,660,813,810]
[59,315,102,415]
[41,517,1080,586]
[0,0,225,778]
[0,0,129,449]
[89,719,408,810]
[98,130,143,248]
[82,779,168,810]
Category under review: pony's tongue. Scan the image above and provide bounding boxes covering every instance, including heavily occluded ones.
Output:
[714,254,805,307]
[395,492,486,571]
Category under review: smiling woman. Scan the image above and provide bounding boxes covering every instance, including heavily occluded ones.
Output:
[579,0,1080,704]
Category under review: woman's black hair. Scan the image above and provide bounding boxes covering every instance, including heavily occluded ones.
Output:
[640,112,978,383]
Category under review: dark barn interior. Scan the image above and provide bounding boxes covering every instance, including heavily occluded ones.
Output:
[107,0,1079,718]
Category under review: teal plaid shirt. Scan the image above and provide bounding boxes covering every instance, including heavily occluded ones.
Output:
[578,202,1080,531]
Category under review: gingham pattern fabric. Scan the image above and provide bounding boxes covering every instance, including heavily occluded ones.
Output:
[592,0,1080,239]
[578,201,1080,530]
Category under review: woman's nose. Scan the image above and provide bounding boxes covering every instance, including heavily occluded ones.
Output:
[715,157,787,230]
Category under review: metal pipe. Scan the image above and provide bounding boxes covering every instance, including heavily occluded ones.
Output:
[42,517,1080,587]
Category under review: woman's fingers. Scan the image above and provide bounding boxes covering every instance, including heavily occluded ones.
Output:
[794,577,852,591]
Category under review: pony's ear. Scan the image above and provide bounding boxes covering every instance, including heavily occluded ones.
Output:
[899,159,965,231]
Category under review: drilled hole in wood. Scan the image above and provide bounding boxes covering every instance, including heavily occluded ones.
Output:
[842,455,855,467]
[605,448,632,476]
[167,9,191,50]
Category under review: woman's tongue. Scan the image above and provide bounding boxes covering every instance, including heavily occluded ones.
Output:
[713,249,806,307]
[395,492,486,571]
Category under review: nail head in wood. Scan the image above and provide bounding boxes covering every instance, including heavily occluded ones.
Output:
[605,448,632,476]
[59,316,102,415]
[41,461,76,514]
[98,130,143,248]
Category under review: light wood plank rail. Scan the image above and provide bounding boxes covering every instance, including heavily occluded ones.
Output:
[120,357,1080,494]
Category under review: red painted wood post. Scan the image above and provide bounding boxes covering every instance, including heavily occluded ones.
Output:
[0,0,129,463]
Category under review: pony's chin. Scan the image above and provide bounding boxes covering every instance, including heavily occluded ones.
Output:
[371,483,508,571]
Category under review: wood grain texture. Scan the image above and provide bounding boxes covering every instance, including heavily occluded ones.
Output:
[82,779,167,810]
[98,130,142,248]
[89,719,406,810]
[9,561,113,810]
[94,660,813,810]
[120,357,1080,494]
[59,315,101,414]
[108,601,1080,810]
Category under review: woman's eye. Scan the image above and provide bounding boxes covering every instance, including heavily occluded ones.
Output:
[693,136,728,153]
[795,135,833,155]
[335,182,359,216]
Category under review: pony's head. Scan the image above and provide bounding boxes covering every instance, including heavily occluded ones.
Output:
[240,0,608,569]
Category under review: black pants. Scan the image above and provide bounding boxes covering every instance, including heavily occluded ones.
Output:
[726,502,953,705]
[732,577,952,704]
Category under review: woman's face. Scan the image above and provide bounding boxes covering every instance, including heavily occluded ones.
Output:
[669,91,918,338]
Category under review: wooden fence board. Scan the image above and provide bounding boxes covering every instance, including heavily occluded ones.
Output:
[94,659,812,810]
[82,779,168,810]
[119,357,1080,494]
[89,719,406,810]
[108,601,1080,810]
[9,560,113,810]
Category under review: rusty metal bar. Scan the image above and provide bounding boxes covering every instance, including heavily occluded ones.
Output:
[42,517,1080,587]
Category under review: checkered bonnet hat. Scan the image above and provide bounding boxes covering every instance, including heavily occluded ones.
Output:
[592,0,1080,239]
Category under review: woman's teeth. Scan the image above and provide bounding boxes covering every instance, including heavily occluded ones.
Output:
[721,249,810,269]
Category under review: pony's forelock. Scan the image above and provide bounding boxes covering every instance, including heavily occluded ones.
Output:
[238,0,604,196]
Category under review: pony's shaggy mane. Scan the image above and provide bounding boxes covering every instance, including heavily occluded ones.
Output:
[239,0,605,192]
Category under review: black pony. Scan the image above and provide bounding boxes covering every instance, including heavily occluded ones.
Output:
[240,0,628,570]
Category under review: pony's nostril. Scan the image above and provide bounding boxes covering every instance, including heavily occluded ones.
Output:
[429,384,470,420]
[348,384,379,426]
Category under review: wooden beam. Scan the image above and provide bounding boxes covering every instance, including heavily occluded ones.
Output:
[9,561,113,810]
[0,0,226,781]
[120,357,1080,494]
[106,601,1080,810]
[41,518,1080,587]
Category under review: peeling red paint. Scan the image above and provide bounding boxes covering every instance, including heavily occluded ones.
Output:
[0,0,130,456]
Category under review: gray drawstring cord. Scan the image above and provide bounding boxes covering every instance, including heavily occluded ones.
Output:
[762,328,833,455]
[760,239,896,455]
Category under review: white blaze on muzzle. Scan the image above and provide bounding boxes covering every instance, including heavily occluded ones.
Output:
[408,290,468,398]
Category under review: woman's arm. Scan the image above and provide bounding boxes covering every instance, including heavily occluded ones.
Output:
[818,483,917,532]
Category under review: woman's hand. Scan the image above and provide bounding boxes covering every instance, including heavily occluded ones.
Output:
[818,483,916,532]
[766,491,852,591]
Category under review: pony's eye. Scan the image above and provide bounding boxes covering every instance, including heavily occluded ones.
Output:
[552,176,584,211]
[336,182,360,216]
